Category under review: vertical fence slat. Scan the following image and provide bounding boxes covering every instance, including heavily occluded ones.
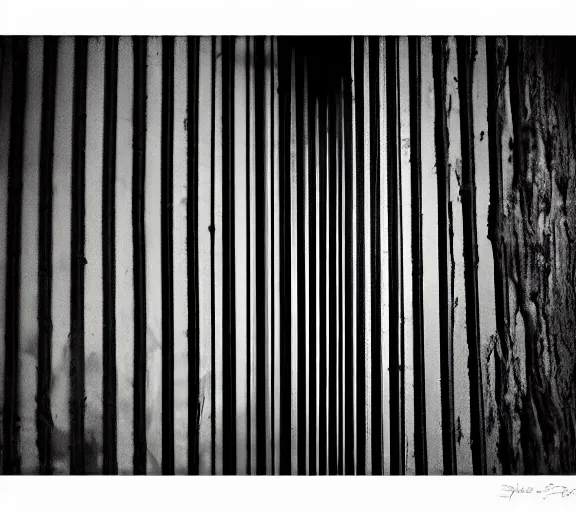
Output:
[37,36,58,475]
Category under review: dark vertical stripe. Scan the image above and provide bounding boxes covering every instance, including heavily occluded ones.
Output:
[307,67,317,477]
[353,36,366,475]
[485,37,511,475]
[328,82,338,476]
[102,36,119,475]
[369,36,383,476]
[318,92,328,476]
[37,36,58,476]
[161,36,175,476]
[132,36,148,475]
[70,36,88,475]
[187,36,201,476]
[246,37,252,476]
[432,36,457,476]
[456,36,487,476]
[387,36,405,476]
[409,36,428,475]
[209,36,216,476]
[336,81,344,475]
[221,36,237,475]
[270,37,276,474]
[337,81,344,477]
[254,36,267,476]
[343,38,355,476]
[3,36,27,475]
[278,38,292,476]
[295,46,307,476]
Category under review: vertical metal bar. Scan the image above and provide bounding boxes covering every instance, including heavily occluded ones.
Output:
[409,36,428,475]
[102,36,118,475]
[343,38,355,476]
[245,36,252,476]
[353,36,366,476]
[69,36,87,475]
[369,36,383,476]
[3,36,27,475]
[37,36,58,476]
[270,37,280,474]
[254,36,267,476]
[221,36,237,475]
[187,36,200,476]
[161,36,175,475]
[337,75,344,477]
[270,37,277,474]
[432,36,457,476]
[387,35,405,476]
[456,36,487,476]
[209,36,217,476]
[132,35,148,475]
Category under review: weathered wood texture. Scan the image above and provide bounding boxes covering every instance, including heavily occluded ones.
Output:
[487,36,576,474]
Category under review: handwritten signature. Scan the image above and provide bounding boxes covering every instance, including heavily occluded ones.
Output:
[500,483,576,501]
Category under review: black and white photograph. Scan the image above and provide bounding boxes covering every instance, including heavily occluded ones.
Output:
[1,4,576,505]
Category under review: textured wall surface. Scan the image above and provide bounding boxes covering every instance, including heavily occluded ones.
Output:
[0,36,575,475]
